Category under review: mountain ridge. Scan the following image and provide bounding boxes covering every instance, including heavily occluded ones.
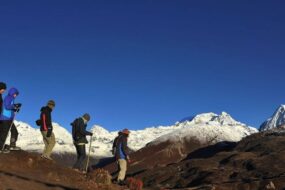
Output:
[13,112,257,158]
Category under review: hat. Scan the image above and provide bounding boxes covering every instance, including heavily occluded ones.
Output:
[121,129,130,135]
[83,113,91,121]
[47,100,56,107]
[0,82,7,90]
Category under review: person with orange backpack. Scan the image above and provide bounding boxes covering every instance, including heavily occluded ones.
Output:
[114,129,131,185]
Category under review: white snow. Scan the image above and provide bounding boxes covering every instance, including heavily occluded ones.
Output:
[14,121,75,154]
[151,112,258,145]
[260,105,285,131]
[13,112,258,158]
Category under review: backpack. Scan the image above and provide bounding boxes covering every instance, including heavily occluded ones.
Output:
[35,119,42,126]
[71,118,80,141]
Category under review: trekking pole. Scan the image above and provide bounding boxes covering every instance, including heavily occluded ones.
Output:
[85,135,93,174]
[2,107,19,151]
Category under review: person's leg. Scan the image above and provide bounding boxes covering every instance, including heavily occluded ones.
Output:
[0,122,5,150]
[117,159,127,182]
[10,122,19,149]
[0,122,6,150]
[73,144,81,169]
[41,131,48,156]
[45,132,56,158]
[78,145,86,171]
[0,121,11,151]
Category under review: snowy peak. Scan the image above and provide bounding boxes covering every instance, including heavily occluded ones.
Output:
[91,125,112,137]
[260,105,285,131]
[180,112,246,127]
[152,112,257,145]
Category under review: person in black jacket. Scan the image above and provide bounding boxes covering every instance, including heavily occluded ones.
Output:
[40,100,56,160]
[71,113,93,172]
[0,82,7,153]
[0,82,7,116]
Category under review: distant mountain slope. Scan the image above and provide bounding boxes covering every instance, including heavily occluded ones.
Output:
[260,105,285,131]
[14,112,257,158]
[104,112,258,175]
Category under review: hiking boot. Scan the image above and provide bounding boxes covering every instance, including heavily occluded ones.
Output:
[41,155,53,161]
[9,146,21,151]
[73,168,81,172]
[0,149,10,154]
[118,180,126,186]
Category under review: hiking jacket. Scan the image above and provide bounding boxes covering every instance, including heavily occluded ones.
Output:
[71,117,92,144]
[115,134,129,160]
[0,88,19,121]
[40,106,53,134]
[0,94,3,116]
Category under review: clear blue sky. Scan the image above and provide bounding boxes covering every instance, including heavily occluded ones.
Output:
[0,1,284,131]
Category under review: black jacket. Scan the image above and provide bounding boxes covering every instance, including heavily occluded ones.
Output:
[0,94,3,115]
[71,117,92,144]
[40,106,53,133]
[114,134,129,160]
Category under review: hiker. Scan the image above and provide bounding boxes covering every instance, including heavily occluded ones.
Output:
[0,87,22,152]
[0,82,7,115]
[114,129,131,185]
[0,82,8,153]
[71,113,93,172]
[39,100,56,160]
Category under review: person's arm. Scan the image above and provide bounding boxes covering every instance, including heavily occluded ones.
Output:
[79,120,93,136]
[46,110,53,137]
[4,97,15,110]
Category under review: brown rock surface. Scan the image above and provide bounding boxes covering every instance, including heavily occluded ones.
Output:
[0,151,121,190]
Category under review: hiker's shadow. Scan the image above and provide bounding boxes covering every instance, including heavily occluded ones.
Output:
[0,170,78,190]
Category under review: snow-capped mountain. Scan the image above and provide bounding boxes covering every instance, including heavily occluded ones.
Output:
[103,112,258,174]
[14,112,257,158]
[260,105,285,131]
[151,112,258,145]
[14,121,75,154]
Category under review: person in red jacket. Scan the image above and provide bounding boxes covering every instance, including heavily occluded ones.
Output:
[39,100,56,160]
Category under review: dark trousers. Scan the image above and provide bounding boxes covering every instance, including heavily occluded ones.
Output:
[10,122,18,147]
[73,144,86,171]
[0,121,18,149]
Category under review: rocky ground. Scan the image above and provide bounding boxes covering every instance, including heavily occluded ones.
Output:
[0,151,123,190]
[2,130,285,190]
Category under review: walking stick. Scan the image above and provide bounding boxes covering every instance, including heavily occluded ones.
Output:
[85,135,93,173]
[2,108,19,151]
